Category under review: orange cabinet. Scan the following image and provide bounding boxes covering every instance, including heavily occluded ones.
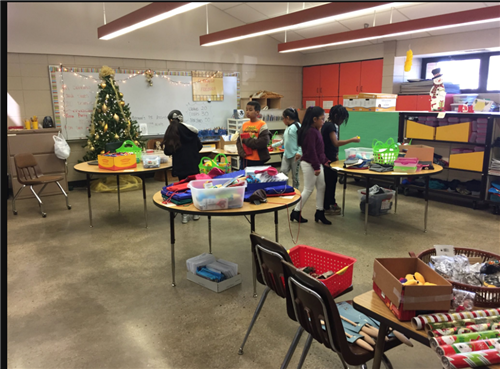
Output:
[339,59,383,96]
[303,66,322,97]
[320,97,338,113]
[302,64,339,98]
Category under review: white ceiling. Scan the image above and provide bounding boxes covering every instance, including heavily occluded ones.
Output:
[7,2,500,63]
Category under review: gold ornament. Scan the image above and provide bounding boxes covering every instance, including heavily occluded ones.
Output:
[101,150,105,154]
[104,124,108,133]
[128,120,131,127]
[95,134,99,139]
[119,101,125,106]
[113,114,119,122]
[99,66,115,80]
[134,140,139,146]
[119,92,123,98]
[114,134,119,139]
[90,146,95,151]
[102,104,108,113]
[100,82,106,89]
[105,94,109,99]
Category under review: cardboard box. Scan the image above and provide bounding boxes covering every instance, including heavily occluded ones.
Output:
[373,258,452,321]
[359,93,398,112]
[219,136,237,150]
[187,271,242,292]
[404,145,435,162]
[98,153,137,170]
[343,95,361,111]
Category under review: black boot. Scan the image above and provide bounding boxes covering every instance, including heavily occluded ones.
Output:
[290,210,308,223]
[315,210,332,225]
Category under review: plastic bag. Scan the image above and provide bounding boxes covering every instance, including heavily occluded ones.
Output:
[53,132,71,159]
[90,175,142,192]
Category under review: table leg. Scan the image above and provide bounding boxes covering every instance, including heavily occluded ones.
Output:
[274,211,279,243]
[142,173,148,228]
[164,168,169,187]
[117,175,121,211]
[170,211,176,287]
[394,177,399,214]
[424,175,429,233]
[342,172,346,217]
[365,176,370,235]
[372,321,389,369]
[208,215,212,254]
[86,173,93,227]
[251,214,257,298]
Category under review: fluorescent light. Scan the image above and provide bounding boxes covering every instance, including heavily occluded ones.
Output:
[278,5,500,53]
[99,3,209,40]
[200,2,417,47]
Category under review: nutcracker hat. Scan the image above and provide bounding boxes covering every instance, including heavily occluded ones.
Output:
[431,68,443,80]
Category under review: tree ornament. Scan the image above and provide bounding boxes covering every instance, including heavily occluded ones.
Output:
[105,94,109,100]
[90,146,95,151]
[119,101,125,106]
[100,82,106,89]
[119,92,123,98]
[128,120,131,128]
[104,124,108,133]
[102,104,108,113]
[114,134,119,139]
[134,140,139,146]
[95,134,99,139]
[101,150,105,154]
[113,114,119,122]
[145,69,154,86]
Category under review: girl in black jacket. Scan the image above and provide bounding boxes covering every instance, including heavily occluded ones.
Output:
[162,110,202,223]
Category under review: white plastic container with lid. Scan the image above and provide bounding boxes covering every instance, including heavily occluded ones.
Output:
[188,178,247,211]
[453,94,478,104]
[344,147,374,160]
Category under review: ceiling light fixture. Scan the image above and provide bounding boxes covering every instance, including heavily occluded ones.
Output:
[98,2,209,40]
[200,2,416,47]
[278,5,500,53]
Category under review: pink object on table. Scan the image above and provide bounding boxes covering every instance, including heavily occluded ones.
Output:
[254,167,279,176]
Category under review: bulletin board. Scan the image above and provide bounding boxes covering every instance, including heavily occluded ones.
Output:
[48,66,240,140]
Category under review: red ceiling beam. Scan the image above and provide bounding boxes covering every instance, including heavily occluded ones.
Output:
[200,2,387,46]
[278,5,500,52]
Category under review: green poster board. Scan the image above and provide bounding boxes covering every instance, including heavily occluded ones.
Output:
[337,112,400,160]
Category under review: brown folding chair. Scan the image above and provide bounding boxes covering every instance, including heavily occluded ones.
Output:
[281,260,401,369]
[238,233,304,368]
[12,153,71,217]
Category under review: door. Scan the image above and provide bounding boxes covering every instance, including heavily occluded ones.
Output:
[339,62,361,96]
[320,97,338,113]
[416,95,431,111]
[320,64,339,97]
[360,59,383,93]
[396,95,417,111]
[303,66,321,97]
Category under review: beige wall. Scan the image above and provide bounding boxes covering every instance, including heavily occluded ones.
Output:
[7,52,302,182]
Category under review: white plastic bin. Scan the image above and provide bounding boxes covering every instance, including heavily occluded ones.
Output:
[142,155,161,168]
[357,188,395,216]
[453,94,478,104]
[344,147,374,160]
[188,178,246,211]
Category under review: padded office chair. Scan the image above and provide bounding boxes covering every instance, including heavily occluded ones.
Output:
[12,153,71,217]
[238,233,304,369]
[281,260,400,369]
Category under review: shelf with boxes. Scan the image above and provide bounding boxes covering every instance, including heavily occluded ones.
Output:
[398,111,500,207]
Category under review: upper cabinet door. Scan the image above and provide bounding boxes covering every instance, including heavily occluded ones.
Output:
[360,59,383,93]
[303,66,321,97]
[320,64,339,97]
[339,62,361,97]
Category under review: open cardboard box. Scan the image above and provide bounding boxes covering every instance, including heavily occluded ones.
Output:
[373,258,452,321]
[404,145,435,162]
[219,136,237,150]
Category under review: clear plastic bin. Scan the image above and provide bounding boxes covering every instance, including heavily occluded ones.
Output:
[188,178,246,211]
[358,188,395,216]
[142,155,161,168]
[453,94,478,104]
[344,147,374,160]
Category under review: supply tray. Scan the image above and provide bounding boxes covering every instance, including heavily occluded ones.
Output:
[288,245,356,297]
[410,248,500,307]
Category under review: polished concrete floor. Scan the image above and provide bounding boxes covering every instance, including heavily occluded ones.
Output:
[7,175,500,369]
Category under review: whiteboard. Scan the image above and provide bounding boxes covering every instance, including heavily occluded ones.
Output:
[49,66,239,140]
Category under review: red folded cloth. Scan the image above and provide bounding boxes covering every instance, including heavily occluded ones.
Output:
[267,191,296,197]
[254,167,278,176]
[240,133,253,156]
[169,174,211,192]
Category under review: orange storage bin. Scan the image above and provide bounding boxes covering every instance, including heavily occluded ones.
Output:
[435,122,471,142]
[449,152,484,172]
[406,120,435,140]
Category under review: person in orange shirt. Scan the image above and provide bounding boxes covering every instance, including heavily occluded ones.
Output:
[236,101,271,169]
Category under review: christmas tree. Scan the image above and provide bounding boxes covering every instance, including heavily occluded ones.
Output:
[83,66,145,161]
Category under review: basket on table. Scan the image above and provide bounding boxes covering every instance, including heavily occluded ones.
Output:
[372,138,399,165]
[116,140,142,163]
[409,248,500,307]
[198,153,230,175]
[288,245,356,298]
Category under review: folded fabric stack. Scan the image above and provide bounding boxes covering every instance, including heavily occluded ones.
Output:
[243,185,295,202]
[489,181,500,203]
[344,158,371,169]
[402,178,482,197]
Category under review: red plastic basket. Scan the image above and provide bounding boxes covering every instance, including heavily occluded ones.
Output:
[288,245,356,298]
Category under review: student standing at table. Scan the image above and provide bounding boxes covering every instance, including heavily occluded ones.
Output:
[162,109,202,224]
[272,107,302,189]
[236,101,271,169]
[322,105,360,215]
[290,106,331,225]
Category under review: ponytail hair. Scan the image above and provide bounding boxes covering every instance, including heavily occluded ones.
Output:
[282,107,300,123]
[161,109,183,152]
[297,106,324,146]
[328,104,349,125]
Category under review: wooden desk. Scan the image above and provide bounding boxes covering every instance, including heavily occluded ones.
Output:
[330,160,443,234]
[74,161,172,228]
[152,190,301,296]
[353,291,500,369]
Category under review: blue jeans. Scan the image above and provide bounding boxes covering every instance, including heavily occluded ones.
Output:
[280,155,300,189]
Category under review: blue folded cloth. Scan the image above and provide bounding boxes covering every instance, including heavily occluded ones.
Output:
[161,186,192,201]
[244,185,294,201]
[196,266,225,282]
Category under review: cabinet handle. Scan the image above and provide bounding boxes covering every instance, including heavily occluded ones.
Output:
[356,86,358,92]
[360,86,363,92]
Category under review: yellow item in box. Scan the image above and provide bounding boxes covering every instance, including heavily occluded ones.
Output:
[435,122,470,142]
[449,151,484,172]
[406,120,435,140]
[98,153,137,171]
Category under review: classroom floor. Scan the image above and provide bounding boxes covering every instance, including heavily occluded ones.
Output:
[7,174,500,369]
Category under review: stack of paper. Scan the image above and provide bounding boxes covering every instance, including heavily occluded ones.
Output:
[186,253,216,274]
[207,258,238,278]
